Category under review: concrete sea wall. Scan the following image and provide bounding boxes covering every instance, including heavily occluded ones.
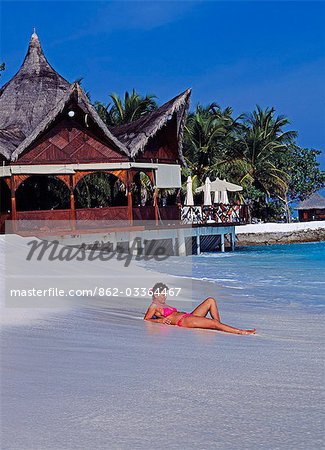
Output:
[235,221,325,246]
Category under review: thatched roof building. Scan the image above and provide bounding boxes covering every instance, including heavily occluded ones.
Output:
[295,192,325,222]
[0,32,191,234]
[0,32,191,164]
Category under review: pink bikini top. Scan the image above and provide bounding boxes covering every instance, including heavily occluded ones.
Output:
[162,307,177,317]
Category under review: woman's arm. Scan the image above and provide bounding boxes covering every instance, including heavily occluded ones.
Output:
[144,305,162,322]
[146,318,165,323]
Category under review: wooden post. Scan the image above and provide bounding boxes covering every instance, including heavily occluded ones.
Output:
[128,191,133,225]
[127,171,133,226]
[135,172,142,206]
[176,187,182,223]
[10,175,17,233]
[172,237,176,256]
[176,187,181,206]
[154,188,159,225]
[220,233,225,253]
[0,178,2,233]
[177,228,186,256]
[196,234,201,255]
[231,230,236,251]
[69,174,76,231]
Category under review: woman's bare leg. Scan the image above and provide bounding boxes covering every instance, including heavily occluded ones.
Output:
[191,297,221,321]
[181,315,256,335]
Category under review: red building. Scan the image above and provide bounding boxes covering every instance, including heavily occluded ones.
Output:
[295,192,325,222]
[0,32,191,234]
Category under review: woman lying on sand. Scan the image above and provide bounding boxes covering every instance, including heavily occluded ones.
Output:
[144,282,256,335]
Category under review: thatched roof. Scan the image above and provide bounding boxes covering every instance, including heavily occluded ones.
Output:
[0,32,129,161]
[0,32,190,164]
[295,192,325,210]
[111,88,191,164]
[11,83,130,161]
[0,32,70,160]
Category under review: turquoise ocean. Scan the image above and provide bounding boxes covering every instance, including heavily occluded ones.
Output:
[144,241,325,313]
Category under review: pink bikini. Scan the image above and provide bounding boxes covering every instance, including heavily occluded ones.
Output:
[176,313,192,327]
[162,307,192,327]
[162,307,177,317]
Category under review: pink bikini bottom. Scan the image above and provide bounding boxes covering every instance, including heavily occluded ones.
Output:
[176,313,192,327]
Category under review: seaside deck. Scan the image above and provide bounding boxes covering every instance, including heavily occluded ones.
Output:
[5,220,239,255]
[2,203,250,255]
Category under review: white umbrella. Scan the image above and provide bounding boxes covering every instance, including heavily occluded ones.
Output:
[196,177,242,193]
[184,176,194,206]
[221,178,243,192]
[203,177,212,206]
[220,190,229,204]
[214,191,221,204]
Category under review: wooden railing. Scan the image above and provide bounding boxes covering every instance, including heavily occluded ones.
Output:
[132,206,155,221]
[181,204,249,225]
[15,209,71,232]
[158,205,181,223]
[1,205,183,234]
[75,206,129,228]
[0,212,11,234]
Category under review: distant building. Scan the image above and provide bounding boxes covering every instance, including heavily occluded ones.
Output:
[295,192,325,222]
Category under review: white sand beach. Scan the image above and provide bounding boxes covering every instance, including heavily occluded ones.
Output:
[235,220,325,246]
[1,235,324,449]
[236,220,325,234]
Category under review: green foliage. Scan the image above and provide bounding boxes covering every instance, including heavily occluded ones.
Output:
[90,86,324,223]
[183,103,241,180]
[182,104,313,221]
[279,145,325,202]
[226,106,296,197]
[132,172,154,206]
[74,173,127,208]
[95,89,158,126]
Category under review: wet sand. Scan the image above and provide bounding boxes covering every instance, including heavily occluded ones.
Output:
[0,236,323,449]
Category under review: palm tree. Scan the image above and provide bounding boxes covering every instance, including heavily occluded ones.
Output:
[74,173,126,208]
[183,104,237,180]
[183,103,243,183]
[95,89,158,126]
[132,171,154,206]
[218,106,297,221]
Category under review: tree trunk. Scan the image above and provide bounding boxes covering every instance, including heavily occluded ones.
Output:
[284,192,291,223]
[247,204,252,224]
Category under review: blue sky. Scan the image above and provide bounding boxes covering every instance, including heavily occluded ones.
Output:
[1,1,324,169]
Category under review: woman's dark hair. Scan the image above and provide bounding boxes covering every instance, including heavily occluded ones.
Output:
[151,282,169,299]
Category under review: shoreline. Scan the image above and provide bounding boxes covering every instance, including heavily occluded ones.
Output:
[235,221,325,246]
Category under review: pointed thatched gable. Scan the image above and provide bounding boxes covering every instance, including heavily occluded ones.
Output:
[111,89,191,164]
[0,32,70,160]
[0,32,129,161]
[295,192,325,210]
